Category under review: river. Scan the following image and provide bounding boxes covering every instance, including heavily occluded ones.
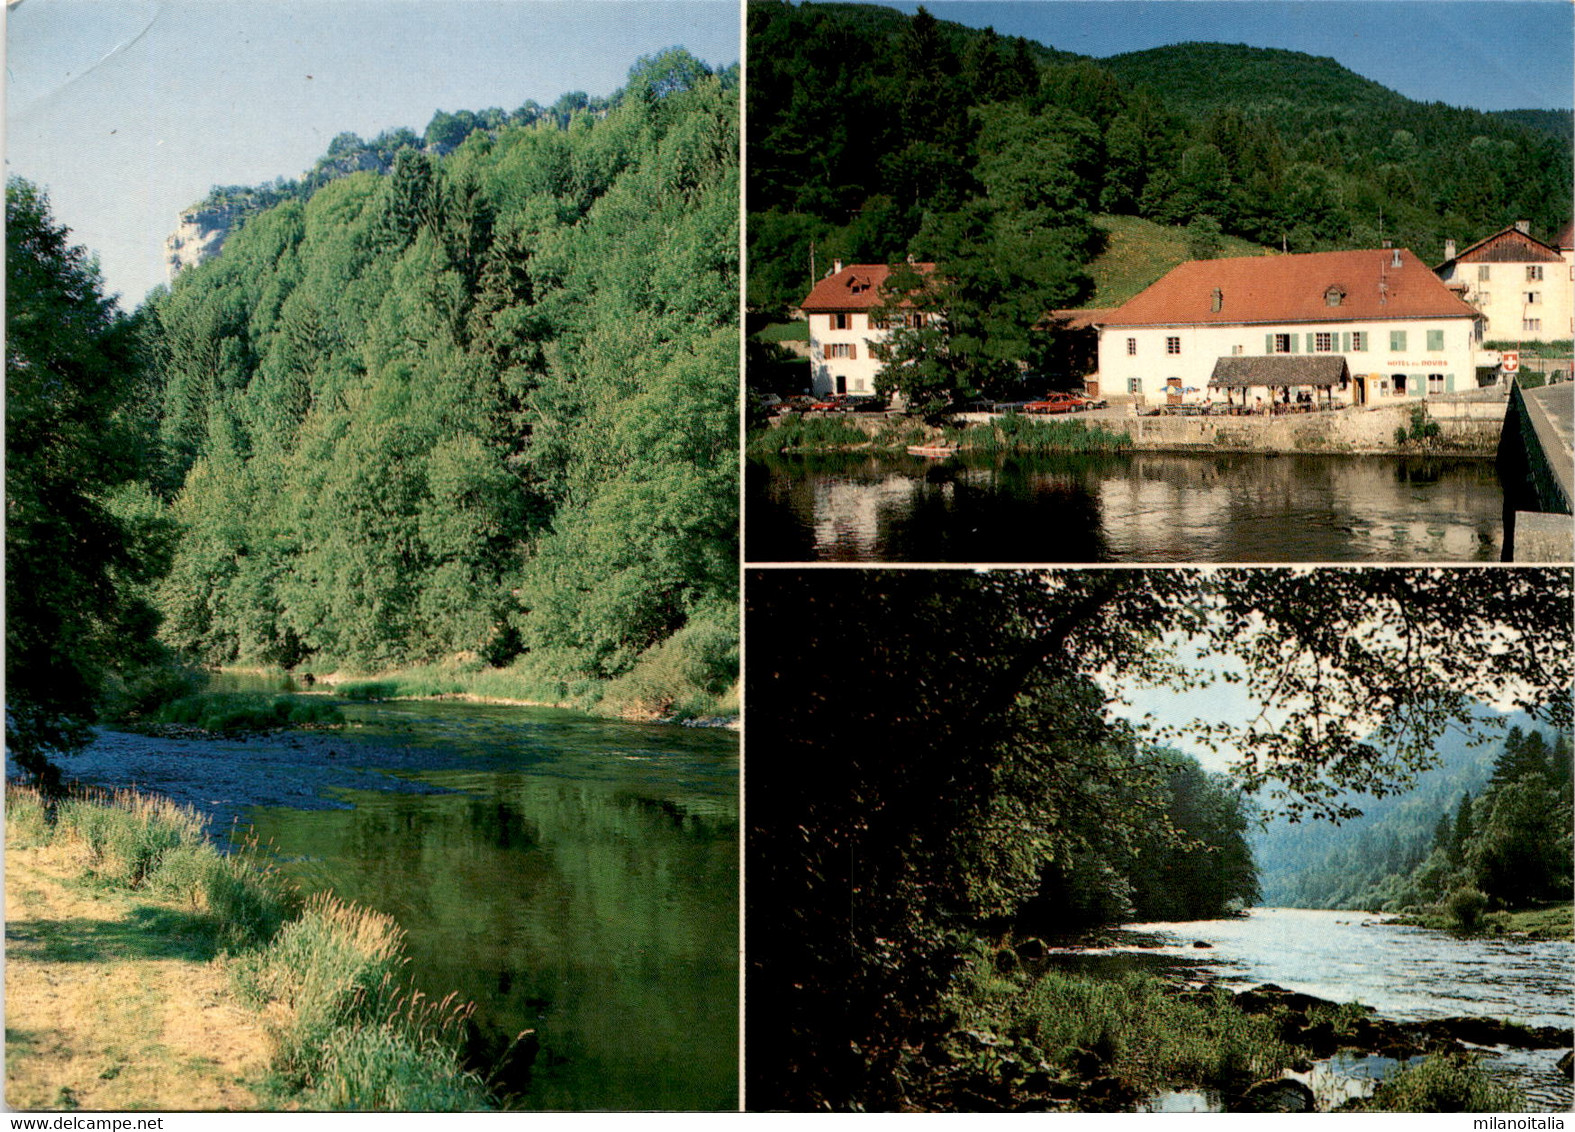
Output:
[1046,907,1572,1111]
[747,452,1504,562]
[70,693,739,1111]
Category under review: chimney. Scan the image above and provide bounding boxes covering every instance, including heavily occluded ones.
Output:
[833,259,843,275]
[1391,248,1402,268]
[1381,239,1392,249]
[1210,288,1223,313]
[1514,220,1530,234]
[1444,239,1456,261]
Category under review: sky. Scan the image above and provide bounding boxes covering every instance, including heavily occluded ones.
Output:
[5,0,740,307]
[872,1,1574,112]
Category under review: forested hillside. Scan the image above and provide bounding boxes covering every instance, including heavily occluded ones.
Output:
[138,50,738,704]
[6,49,737,745]
[1254,716,1573,916]
[747,2,1573,346]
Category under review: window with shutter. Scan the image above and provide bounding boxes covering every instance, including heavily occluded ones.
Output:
[849,344,857,360]
[1426,329,1443,351]
[1390,330,1407,352]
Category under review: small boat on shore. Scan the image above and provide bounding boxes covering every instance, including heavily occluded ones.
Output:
[907,444,957,458]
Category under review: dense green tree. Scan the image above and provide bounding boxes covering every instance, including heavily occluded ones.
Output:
[145,53,738,701]
[5,179,173,784]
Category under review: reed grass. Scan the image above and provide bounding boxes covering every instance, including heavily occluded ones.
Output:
[946,416,1132,454]
[1344,1053,1523,1112]
[230,891,490,1109]
[5,783,55,847]
[950,949,1291,1097]
[55,787,210,888]
[746,416,871,455]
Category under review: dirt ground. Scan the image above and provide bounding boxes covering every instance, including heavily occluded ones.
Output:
[4,843,272,1111]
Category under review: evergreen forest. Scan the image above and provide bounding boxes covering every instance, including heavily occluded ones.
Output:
[1258,724,1573,919]
[6,50,740,783]
[747,1,1573,406]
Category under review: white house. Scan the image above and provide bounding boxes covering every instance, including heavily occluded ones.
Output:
[1093,248,1483,408]
[799,261,935,397]
[1434,221,1574,343]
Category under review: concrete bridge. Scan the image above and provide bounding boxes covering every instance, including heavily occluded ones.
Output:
[1497,380,1574,561]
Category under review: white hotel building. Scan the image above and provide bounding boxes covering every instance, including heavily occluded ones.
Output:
[1092,248,1483,408]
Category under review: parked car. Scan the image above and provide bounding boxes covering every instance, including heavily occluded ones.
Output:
[1024,393,1091,414]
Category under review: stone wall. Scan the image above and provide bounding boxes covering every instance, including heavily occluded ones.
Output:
[1121,400,1502,455]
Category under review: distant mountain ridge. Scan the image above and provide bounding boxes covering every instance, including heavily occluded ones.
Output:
[745,1,1573,315]
[1099,41,1567,156]
[1252,707,1542,908]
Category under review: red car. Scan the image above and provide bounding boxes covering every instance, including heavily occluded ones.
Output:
[1024,393,1090,414]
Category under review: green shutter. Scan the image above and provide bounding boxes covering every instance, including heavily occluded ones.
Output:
[1289,334,1298,353]
[1342,332,1351,352]
[1265,333,1273,354]
[1427,329,1443,352]
[1446,373,1455,392]
[1302,333,1312,352]
[1391,330,1406,352]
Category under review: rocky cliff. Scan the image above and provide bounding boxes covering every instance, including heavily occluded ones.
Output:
[164,203,244,280]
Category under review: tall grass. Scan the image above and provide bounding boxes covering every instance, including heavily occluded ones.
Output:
[1347,1053,1523,1112]
[946,416,1132,454]
[230,891,491,1109]
[56,787,210,888]
[7,785,490,1110]
[747,415,871,455]
[5,783,54,848]
[950,949,1291,1097]
[27,784,297,945]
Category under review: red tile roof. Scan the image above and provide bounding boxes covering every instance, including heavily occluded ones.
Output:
[1047,308,1117,331]
[1441,224,1563,266]
[1100,249,1479,328]
[800,262,936,312]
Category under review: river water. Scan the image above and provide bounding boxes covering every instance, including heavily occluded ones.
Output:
[1048,907,1572,1110]
[86,692,740,1111]
[747,452,1504,562]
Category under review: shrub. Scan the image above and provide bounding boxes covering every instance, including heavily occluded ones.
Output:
[948,950,1291,1098]
[334,682,399,703]
[1446,886,1489,931]
[599,606,740,720]
[152,692,344,732]
[100,657,207,724]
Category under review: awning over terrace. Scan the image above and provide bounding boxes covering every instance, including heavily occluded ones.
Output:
[1208,355,1350,388]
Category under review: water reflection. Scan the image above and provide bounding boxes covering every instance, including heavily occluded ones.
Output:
[241,701,738,1111]
[747,452,1503,562]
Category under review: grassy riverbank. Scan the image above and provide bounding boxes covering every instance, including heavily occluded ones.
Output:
[5,785,494,1111]
[217,620,739,726]
[747,415,1133,457]
[1391,901,1573,941]
[908,944,1526,1112]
